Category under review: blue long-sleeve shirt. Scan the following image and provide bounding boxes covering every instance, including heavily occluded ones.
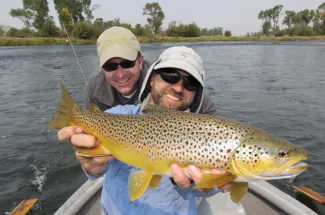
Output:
[84,104,219,215]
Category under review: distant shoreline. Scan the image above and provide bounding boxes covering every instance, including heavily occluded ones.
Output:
[1,35,325,46]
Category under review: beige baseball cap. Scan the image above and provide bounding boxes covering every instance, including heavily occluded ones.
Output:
[97,26,141,67]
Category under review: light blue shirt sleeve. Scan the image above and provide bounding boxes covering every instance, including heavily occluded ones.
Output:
[104,104,141,115]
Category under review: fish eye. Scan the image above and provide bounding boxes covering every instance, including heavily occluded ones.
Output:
[278,150,288,157]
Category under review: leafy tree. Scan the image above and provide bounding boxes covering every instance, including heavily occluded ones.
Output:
[283,11,296,29]
[82,0,100,22]
[224,30,232,37]
[134,24,145,36]
[73,21,93,39]
[6,27,35,37]
[166,21,179,36]
[289,24,315,36]
[313,3,325,35]
[10,8,33,28]
[0,26,4,36]
[166,21,200,37]
[270,5,283,31]
[274,29,286,37]
[294,9,315,25]
[258,5,283,32]
[102,18,121,30]
[184,23,200,37]
[262,21,272,36]
[101,18,133,33]
[59,7,74,33]
[10,0,50,30]
[319,2,325,11]
[93,18,103,27]
[39,18,59,37]
[142,2,165,34]
[201,27,223,36]
[258,9,272,23]
[54,0,84,23]
[23,0,49,29]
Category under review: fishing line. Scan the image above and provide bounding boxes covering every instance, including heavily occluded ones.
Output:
[63,25,88,85]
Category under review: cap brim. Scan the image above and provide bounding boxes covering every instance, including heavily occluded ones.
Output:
[99,45,138,67]
[154,60,204,86]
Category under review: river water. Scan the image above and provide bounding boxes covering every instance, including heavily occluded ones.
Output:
[0,41,324,214]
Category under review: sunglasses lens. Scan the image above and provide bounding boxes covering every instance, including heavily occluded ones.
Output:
[158,69,199,91]
[183,76,199,91]
[159,72,181,84]
[103,63,118,71]
[120,60,136,69]
[102,59,137,72]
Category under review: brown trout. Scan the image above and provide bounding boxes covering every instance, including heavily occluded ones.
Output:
[48,83,309,203]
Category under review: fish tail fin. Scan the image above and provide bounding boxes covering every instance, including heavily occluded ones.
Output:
[48,82,79,129]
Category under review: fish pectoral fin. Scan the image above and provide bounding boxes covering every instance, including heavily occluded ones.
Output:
[88,104,102,113]
[128,170,152,201]
[193,172,236,189]
[74,145,111,157]
[149,175,162,189]
[230,182,248,203]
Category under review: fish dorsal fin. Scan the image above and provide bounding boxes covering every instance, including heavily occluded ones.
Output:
[89,104,102,113]
[142,104,178,114]
[128,170,153,201]
[230,182,248,203]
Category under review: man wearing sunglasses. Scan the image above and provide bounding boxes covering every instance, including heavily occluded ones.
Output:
[58,46,230,215]
[84,26,150,111]
[85,26,217,116]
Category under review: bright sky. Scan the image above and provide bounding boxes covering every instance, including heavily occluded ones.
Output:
[0,0,323,36]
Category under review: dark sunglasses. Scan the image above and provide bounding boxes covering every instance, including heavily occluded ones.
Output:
[102,58,137,72]
[155,68,200,91]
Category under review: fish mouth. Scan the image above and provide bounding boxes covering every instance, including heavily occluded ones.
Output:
[264,159,309,179]
[252,158,309,180]
[288,161,309,170]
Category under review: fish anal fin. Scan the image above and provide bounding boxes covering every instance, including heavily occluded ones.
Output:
[230,182,248,203]
[74,145,111,157]
[128,170,152,201]
[193,172,236,189]
[89,104,102,113]
[149,175,162,189]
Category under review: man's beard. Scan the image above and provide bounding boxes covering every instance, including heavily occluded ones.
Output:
[151,88,191,111]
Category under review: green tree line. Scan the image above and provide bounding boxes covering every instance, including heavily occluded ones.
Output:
[257,2,325,36]
[1,1,230,39]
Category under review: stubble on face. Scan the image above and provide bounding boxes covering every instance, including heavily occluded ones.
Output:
[150,77,193,111]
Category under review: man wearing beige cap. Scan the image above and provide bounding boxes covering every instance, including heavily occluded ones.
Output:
[85,26,151,111]
[85,26,217,116]
[58,46,229,215]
